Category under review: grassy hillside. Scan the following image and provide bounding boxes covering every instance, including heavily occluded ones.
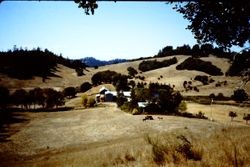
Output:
[0,54,249,97]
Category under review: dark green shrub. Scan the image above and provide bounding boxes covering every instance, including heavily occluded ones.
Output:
[81,94,96,108]
[80,82,92,92]
[178,101,187,111]
[87,97,96,107]
[194,75,209,85]
[232,89,248,102]
[63,87,76,98]
[127,66,138,77]
[216,93,225,100]
[75,67,84,76]
[243,114,250,124]
[196,111,208,119]
[229,111,237,121]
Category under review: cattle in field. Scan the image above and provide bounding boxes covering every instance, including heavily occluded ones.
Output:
[142,115,154,121]
[157,117,163,120]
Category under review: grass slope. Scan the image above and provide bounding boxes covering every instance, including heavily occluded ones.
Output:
[0,55,249,96]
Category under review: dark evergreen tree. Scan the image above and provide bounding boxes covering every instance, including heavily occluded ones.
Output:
[0,86,10,109]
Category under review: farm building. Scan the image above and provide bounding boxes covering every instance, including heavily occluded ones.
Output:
[95,87,131,102]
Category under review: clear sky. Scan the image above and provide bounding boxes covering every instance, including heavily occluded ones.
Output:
[0,1,198,60]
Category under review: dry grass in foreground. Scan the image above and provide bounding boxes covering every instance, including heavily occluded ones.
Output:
[88,127,250,167]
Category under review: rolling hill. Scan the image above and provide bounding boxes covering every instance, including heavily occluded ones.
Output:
[1,54,249,97]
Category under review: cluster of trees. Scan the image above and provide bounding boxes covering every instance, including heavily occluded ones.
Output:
[127,67,138,77]
[91,70,129,91]
[156,44,231,58]
[228,111,250,124]
[209,89,249,102]
[138,57,178,72]
[227,50,250,76]
[176,57,223,76]
[118,82,183,114]
[194,75,215,85]
[80,82,92,93]
[0,87,64,110]
[0,82,96,110]
[232,89,249,103]
[0,47,86,79]
[183,81,199,92]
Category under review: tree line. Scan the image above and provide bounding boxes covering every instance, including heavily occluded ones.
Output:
[0,87,64,110]
[138,57,178,72]
[0,47,86,79]
[156,44,232,58]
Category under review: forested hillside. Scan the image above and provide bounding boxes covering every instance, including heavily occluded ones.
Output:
[0,48,86,79]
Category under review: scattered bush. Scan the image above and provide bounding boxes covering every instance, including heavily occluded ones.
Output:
[81,94,88,107]
[196,111,207,119]
[120,102,133,113]
[136,75,145,81]
[194,75,209,85]
[178,101,187,111]
[194,86,199,92]
[243,114,250,124]
[176,135,203,161]
[132,108,141,115]
[87,97,96,108]
[81,94,96,108]
[229,111,237,121]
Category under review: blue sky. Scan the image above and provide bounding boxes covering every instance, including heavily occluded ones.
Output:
[0,1,198,60]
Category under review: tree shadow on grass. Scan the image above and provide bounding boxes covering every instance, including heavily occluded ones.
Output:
[0,111,30,142]
[29,106,74,112]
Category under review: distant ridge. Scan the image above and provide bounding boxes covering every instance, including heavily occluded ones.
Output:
[81,57,127,67]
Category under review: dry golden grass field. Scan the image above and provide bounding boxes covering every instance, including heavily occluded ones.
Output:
[0,55,250,166]
[0,102,249,167]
